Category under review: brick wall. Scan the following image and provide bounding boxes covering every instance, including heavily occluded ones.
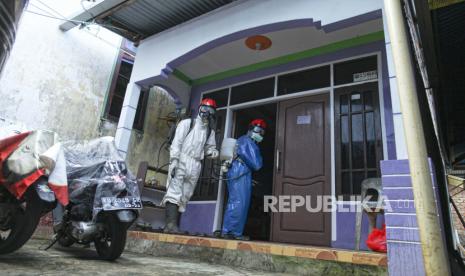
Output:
[449,184,465,237]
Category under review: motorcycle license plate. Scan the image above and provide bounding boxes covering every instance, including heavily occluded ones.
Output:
[101,197,143,210]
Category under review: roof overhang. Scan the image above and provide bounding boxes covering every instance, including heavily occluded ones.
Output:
[59,0,236,42]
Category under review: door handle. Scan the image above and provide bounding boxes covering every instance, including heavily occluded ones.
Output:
[276,149,281,172]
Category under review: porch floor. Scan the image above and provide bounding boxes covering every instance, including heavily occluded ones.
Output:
[127,231,387,268]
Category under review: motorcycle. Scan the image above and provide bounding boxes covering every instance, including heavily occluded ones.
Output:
[0,129,66,254]
[52,137,142,261]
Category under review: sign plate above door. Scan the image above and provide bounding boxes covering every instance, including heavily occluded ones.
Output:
[353,70,378,82]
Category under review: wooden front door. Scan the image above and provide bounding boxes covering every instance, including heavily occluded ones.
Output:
[271,94,331,246]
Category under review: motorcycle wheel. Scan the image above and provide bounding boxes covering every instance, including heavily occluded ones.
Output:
[0,189,43,254]
[94,214,127,261]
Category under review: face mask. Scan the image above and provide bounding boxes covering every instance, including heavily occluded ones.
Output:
[250,132,264,143]
[199,111,209,123]
[199,105,215,123]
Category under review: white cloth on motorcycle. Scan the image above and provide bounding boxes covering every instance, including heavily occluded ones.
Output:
[3,130,58,182]
[0,130,69,205]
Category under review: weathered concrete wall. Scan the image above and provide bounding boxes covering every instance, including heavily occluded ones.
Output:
[0,1,176,175]
[0,0,121,141]
[0,1,176,181]
[126,87,176,184]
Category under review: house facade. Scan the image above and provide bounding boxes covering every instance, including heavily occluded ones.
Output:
[3,0,460,275]
[108,0,437,275]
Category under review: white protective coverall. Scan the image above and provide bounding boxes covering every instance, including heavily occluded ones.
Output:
[162,116,218,212]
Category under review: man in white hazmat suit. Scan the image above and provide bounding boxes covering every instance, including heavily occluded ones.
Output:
[161,98,219,233]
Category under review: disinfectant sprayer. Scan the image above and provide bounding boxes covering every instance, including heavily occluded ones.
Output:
[219,138,237,173]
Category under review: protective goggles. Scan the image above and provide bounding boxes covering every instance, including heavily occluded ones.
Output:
[199,105,216,115]
[250,126,265,136]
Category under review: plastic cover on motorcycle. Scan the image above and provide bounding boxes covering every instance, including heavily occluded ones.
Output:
[62,137,141,220]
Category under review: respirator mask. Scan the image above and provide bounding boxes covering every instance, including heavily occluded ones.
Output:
[199,105,216,123]
[250,132,264,143]
[249,126,265,143]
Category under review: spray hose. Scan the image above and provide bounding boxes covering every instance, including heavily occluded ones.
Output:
[152,160,250,182]
[197,170,250,182]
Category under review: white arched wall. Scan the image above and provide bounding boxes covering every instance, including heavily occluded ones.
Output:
[131,0,383,83]
[115,75,190,156]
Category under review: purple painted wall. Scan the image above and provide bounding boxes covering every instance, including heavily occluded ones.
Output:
[381,159,444,276]
[332,203,385,250]
[179,202,216,234]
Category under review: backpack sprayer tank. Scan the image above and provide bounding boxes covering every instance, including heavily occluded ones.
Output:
[219,138,237,173]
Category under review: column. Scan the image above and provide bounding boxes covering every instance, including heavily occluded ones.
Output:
[115,82,141,158]
[382,7,408,159]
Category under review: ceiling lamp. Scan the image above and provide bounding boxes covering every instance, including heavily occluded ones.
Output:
[245,35,272,51]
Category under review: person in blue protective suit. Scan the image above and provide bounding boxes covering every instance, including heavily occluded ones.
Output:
[221,119,266,240]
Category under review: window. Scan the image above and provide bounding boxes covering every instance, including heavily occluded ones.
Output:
[335,83,383,199]
[334,56,377,85]
[132,88,149,131]
[202,88,229,108]
[277,65,330,95]
[106,59,132,119]
[104,40,148,131]
[230,77,275,105]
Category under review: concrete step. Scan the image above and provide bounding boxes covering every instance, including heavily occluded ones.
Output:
[33,226,387,275]
[126,231,387,275]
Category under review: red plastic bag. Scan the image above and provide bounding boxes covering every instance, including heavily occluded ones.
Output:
[366,224,387,253]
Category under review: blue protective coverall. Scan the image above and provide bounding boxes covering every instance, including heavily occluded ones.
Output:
[222,135,263,237]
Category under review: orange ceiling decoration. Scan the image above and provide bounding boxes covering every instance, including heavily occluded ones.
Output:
[245,35,272,50]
